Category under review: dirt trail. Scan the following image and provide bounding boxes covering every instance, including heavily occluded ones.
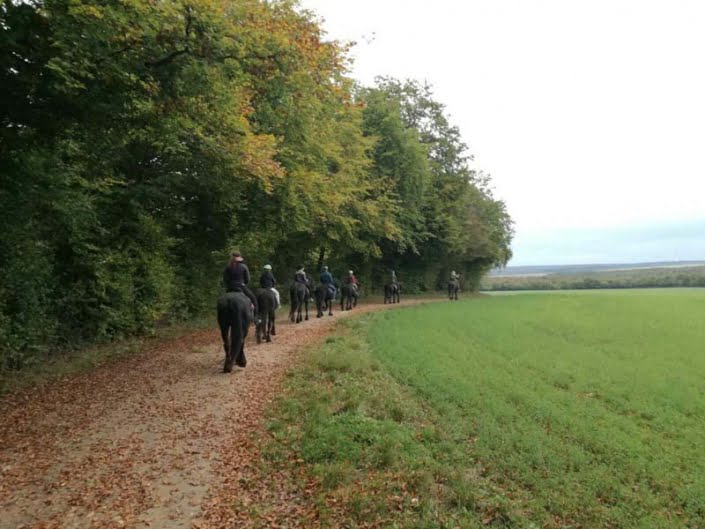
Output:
[0,300,424,529]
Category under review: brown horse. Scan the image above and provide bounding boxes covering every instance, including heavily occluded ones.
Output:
[289,281,309,323]
[340,283,358,311]
[315,283,335,317]
[448,280,460,300]
[384,282,400,304]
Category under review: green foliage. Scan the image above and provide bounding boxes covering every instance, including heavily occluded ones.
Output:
[0,0,512,369]
[358,79,513,292]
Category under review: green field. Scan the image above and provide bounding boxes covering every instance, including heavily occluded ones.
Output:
[262,290,705,528]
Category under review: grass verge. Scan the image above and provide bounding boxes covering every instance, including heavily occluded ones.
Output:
[259,314,522,529]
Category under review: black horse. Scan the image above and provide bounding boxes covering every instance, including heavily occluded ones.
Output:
[315,283,335,317]
[255,288,277,343]
[340,283,358,311]
[217,291,253,373]
[448,279,460,300]
[289,281,309,323]
[384,282,400,304]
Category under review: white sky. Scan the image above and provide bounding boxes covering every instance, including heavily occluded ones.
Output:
[298,0,705,265]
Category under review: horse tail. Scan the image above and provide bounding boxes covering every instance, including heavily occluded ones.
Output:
[231,302,247,367]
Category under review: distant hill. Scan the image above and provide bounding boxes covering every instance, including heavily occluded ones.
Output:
[490,261,705,277]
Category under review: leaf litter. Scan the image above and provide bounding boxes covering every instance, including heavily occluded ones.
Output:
[0,300,429,529]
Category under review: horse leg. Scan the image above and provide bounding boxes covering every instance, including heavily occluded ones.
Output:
[271,311,276,336]
[255,313,262,344]
[267,311,274,342]
[328,298,333,316]
[304,298,309,321]
[218,313,232,373]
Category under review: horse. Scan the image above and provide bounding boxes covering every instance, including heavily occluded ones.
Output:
[255,288,277,343]
[289,281,309,323]
[340,283,358,311]
[217,291,253,373]
[315,283,335,317]
[448,279,460,300]
[384,282,400,304]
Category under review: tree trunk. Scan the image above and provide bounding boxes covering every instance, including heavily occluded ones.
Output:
[316,246,326,272]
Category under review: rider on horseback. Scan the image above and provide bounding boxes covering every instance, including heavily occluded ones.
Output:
[391,270,398,286]
[320,266,336,299]
[450,270,460,282]
[223,252,258,317]
[345,270,359,294]
[294,266,307,284]
[295,265,313,301]
[259,264,280,309]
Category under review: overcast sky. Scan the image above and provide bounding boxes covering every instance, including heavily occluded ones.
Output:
[298,0,705,265]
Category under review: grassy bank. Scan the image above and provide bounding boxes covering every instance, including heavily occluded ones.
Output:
[258,290,705,528]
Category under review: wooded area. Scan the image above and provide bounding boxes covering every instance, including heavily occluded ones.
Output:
[0,0,512,369]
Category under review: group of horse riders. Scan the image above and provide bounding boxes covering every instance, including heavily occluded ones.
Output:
[223,251,393,316]
[224,250,461,314]
[219,251,460,372]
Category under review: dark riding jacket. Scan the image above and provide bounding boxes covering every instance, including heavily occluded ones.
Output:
[294,271,308,284]
[259,271,277,289]
[223,263,251,291]
[320,271,334,284]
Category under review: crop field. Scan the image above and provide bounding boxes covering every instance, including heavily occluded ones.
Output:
[263,290,705,528]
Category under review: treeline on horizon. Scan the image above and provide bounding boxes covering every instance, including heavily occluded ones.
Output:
[0,0,512,368]
[482,266,705,291]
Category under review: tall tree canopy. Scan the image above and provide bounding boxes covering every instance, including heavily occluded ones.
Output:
[0,0,512,368]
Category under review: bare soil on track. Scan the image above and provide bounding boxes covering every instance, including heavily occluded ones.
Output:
[0,299,427,529]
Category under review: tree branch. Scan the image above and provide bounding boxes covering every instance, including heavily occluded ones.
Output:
[144,48,190,68]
